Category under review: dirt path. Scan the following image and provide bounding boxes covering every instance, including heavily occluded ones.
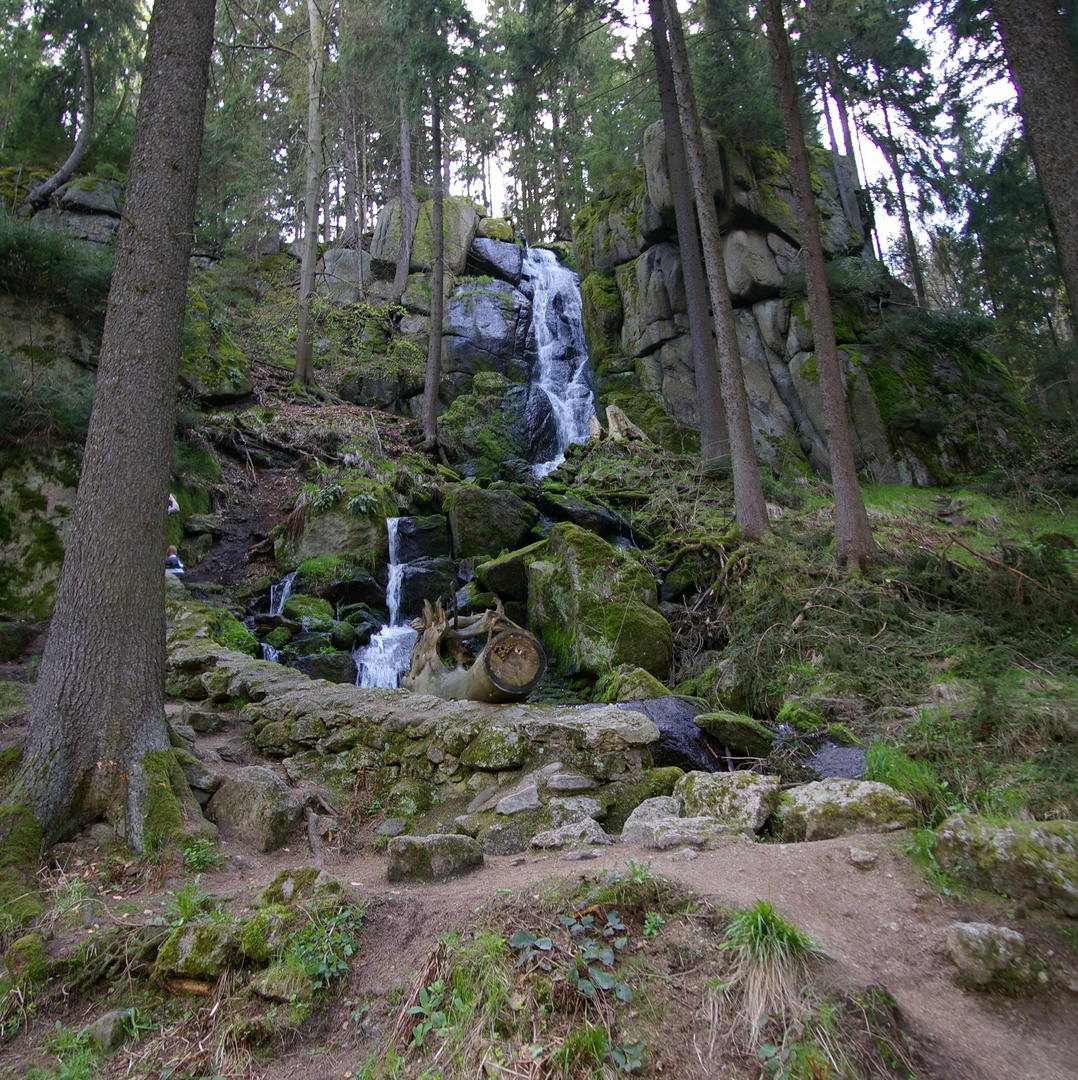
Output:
[192,831,1078,1080]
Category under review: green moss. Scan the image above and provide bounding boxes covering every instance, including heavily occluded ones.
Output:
[212,610,259,657]
[282,594,335,622]
[141,750,184,850]
[602,767,685,831]
[598,374,700,454]
[4,932,48,985]
[460,728,529,771]
[0,803,43,924]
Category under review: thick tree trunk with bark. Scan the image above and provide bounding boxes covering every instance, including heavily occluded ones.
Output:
[659,0,769,541]
[15,0,217,848]
[649,0,730,470]
[992,0,1078,321]
[763,0,876,570]
[25,36,94,208]
[421,87,444,448]
[296,0,328,386]
[402,602,546,703]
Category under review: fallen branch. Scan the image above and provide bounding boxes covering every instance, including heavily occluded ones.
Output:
[945,532,1064,603]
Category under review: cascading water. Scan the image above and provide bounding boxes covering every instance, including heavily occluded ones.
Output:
[353,517,418,688]
[521,247,596,477]
[268,570,298,617]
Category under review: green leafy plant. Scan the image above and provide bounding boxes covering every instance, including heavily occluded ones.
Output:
[287,904,364,989]
[407,979,461,1048]
[346,491,380,517]
[606,1039,647,1074]
[312,482,344,512]
[643,911,665,938]
[162,877,214,927]
[181,836,225,874]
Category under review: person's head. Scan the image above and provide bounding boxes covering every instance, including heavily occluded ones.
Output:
[167,545,178,556]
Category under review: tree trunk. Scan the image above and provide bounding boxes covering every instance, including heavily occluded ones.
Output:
[659,0,769,541]
[24,35,95,208]
[763,0,876,570]
[401,602,547,703]
[649,0,730,470]
[421,85,444,448]
[992,0,1078,321]
[295,0,328,386]
[391,50,414,305]
[15,0,217,848]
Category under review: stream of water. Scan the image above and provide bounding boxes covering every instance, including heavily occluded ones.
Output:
[522,247,596,477]
[353,517,418,688]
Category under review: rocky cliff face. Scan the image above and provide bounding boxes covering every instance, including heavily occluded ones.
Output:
[574,121,1027,485]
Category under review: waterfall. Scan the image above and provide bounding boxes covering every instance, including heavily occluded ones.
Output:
[522,247,596,477]
[354,517,418,689]
[268,570,298,617]
[260,642,280,663]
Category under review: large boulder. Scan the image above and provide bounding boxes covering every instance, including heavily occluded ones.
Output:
[397,556,457,619]
[446,483,539,559]
[620,796,682,843]
[693,712,776,759]
[934,814,1078,917]
[574,184,656,279]
[526,522,672,680]
[156,922,240,981]
[316,247,372,303]
[675,771,781,834]
[385,833,484,881]
[615,242,687,358]
[641,118,725,221]
[442,279,532,379]
[467,238,524,285]
[476,540,547,601]
[57,179,122,216]
[275,507,387,573]
[437,373,532,478]
[394,515,450,561]
[412,195,481,275]
[777,779,917,842]
[206,766,303,852]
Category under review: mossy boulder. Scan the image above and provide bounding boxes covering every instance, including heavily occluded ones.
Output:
[934,814,1078,917]
[275,506,387,576]
[206,766,303,853]
[4,932,48,985]
[526,522,672,680]
[252,962,314,1003]
[446,483,539,559]
[778,779,918,843]
[181,288,253,404]
[282,594,335,624]
[254,867,344,909]
[385,833,484,881]
[475,540,547,601]
[155,921,241,980]
[460,727,530,771]
[693,712,775,758]
[945,922,1039,990]
[675,771,781,834]
[438,379,531,480]
[412,195,481,276]
[598,664,668,702]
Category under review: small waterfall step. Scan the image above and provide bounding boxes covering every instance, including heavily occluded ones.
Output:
[354,517,419,689]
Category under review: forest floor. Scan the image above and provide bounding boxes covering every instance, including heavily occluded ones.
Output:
[5,383,1078,1079]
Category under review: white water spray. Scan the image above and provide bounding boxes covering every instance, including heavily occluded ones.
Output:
[354,518,418,688]
[268,570,298,617]
[524,247,596,477]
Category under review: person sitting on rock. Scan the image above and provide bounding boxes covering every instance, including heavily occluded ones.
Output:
[165,545,185,580]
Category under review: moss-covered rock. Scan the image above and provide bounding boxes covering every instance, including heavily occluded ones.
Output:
[156,921,241,980]
[778,779,918,843]
[934,814,1078,917]
[526,522,672,680]
[445,483,539,559]
[251,961,314,1003]
[693,712,775,758]
[0,804,43,924]
[181,287,253,403]
[254,867,344,909]
[475,540,547,601]
[239,908,298,963]
[212,610,259,657]
[674,770,781,834]
[4,932,48,985]
[385,833,484,881]
[460,727,529,771]
[282,594,335,624]
[596,664,668,702]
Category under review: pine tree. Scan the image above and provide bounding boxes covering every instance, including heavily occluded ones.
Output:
[763,0,876,569]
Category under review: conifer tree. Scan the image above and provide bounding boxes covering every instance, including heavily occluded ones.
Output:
[762,0,876,569]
